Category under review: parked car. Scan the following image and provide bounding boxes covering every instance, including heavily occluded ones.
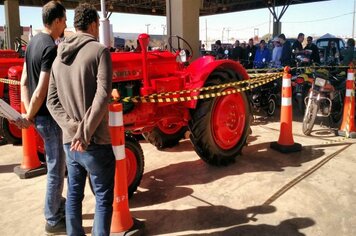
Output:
[315,34,346,65]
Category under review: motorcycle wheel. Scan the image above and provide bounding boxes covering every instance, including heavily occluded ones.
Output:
[302,98,318,135]
[265,96,277,116]
[329,93,344,128]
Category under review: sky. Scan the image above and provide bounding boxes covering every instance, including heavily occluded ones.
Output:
[0,0,355,44]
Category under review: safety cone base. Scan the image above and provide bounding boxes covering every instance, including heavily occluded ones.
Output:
[337,130,356,139]
[110,218,145,236]
[13,163,47,179]
[270,141,302,153]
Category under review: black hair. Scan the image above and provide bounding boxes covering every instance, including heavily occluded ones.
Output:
[298,33,304,38]
[347,38,355,48]
[278,34,286,40]
[74,3,99,31]
[42,1,66,26]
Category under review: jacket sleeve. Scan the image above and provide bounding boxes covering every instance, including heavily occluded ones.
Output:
[47,69,79,138]
[73,48,112,147]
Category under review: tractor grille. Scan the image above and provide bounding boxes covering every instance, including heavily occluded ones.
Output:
[8,75,21,113]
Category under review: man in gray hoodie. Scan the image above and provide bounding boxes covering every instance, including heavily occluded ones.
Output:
[47,3,115,236]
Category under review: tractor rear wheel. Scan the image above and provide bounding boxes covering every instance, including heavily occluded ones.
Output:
[0,117,22,145]
[143,122,187,150]
[88,133,144,198]
[189,70,250,166]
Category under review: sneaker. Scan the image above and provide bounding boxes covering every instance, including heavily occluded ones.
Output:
[45,218,66,235]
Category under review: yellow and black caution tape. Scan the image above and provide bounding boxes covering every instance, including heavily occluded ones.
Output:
[0,78,20,85]
[121,72,283,103]
[132,72,282,101]
[246,65,356,75]
[246,68,284,74]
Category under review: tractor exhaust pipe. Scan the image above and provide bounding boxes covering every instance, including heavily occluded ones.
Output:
[138,33,152,95]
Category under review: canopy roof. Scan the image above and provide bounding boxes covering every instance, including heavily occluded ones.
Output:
[0,0,329,16]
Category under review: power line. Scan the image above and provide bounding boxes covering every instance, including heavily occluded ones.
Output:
[284,12,353,23]
[200,21,269,32]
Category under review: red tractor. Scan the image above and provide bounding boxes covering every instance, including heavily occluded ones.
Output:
[1,34,251,197]
[0,49,24,145]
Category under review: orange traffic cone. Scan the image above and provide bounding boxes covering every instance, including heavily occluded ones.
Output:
[109,102,145,235]
[14,102,46,179]
[338,67,356,138]
[270,67,302,153]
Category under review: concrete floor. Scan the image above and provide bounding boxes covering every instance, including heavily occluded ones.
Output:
[0,112,355,236]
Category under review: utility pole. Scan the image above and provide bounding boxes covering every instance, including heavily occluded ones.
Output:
[205,18,208,48]
[269,12,272,38]
[222,27,225,43]
[353,0,356,38]
[226,28,231,43]
[145,24,151,34]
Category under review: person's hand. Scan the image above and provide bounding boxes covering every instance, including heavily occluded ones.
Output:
[10,116,32,129]
[70,139,86,152]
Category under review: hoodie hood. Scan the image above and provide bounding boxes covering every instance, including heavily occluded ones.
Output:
[58,33,97,64]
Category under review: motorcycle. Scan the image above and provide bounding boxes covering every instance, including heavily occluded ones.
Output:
[291,53,313,114]
[250,79,280,116]
[302,69,345,135]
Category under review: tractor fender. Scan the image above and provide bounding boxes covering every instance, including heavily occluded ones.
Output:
[185,56,249,108]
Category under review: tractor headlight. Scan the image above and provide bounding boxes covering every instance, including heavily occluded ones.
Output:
[315,77,326,87]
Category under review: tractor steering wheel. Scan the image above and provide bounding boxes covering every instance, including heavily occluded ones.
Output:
[168,35,193,61]
[14,37,27,54]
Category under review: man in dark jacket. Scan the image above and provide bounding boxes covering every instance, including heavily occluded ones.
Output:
[246,38,257,68]
[231,40,243,62]
[304,36,320,64]
[279,34,292,66]
[292,33,304,53]
[215,40,225,59]
[342,38,355,66]
[47,3,115,236]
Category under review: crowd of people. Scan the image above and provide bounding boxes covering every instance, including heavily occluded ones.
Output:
[209,32,355,69]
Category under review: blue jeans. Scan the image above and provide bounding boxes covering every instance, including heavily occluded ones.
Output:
[64,143,115,236]
[35,116,66,226]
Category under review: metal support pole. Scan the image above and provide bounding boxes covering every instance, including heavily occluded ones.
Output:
[353,0,355,38]
[99,0,111,47]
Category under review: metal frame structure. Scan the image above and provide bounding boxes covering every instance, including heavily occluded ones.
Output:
[0,0,329,16]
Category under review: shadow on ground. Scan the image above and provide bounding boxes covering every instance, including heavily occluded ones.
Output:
[132,205,279,235]
[0,163,18,174]
[130,141,337,208]
[188,217,315,236]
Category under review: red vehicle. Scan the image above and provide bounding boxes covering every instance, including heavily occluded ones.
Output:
[0,49,24,145]
[1,34,251,196]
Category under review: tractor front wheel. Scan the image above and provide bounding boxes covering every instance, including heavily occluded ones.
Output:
[143,122,187,150]
[189,71,250,166]
[88,133,144,198]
